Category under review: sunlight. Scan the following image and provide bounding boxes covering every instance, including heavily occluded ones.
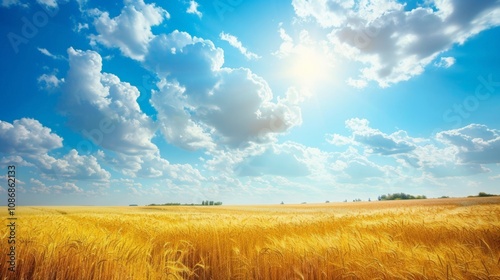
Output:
[286,46,333,88]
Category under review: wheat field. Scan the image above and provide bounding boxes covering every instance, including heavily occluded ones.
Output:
[1,197,500,279]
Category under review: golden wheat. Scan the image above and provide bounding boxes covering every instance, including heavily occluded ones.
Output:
[1,197,499,279]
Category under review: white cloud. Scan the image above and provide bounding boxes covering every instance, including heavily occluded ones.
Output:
[204,141,331,185]
[52,182,84,194]
[85,0,306,151]
[435,56,456,68]
[146,31,303,149]
[412,143,490,178]
[186,0,202,18]
[33,149,111,181]
[200,119,500,199]
[38,74,64,90]
[145,30,224,76]
[83,0,308,151]
[1,0,21,7]
[273,26,294,58]
[0,155,32,167]
[327,118,500,178]
[196,69,302,147]
[327,133,352,146]
[55,47,208,183]
[343,118,417,155]
[346,78,368,89]
[437,124,500,164]
[292,0,500,87]
[32,179,99,196]
[37,0,58,8]
[0,118,111,182]
[328,146,390,183]
[0,118,63,154]
[342,158,385,179]
[219,32,260,60]
[61,47,157,155]
[292,0,356,28]
[0,0,31,7]
[151,80,215,151]
[326,118,500,179]
[75,22,89,32]
[37,47,65,60]
[30,179,51,194]
[90,0,169,60]
[96,147,205,184]
[2,0,61,8]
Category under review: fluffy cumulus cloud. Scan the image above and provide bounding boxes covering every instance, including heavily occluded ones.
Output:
[38,74,64,90]
[144,30,224,89]
[435,56,456,68]
[201,141,330,184]
[326,118,500,179]
[0,118,111,181]
[330,147,388,181]
[186,0,202,18]
[87,0,305,150]
[33,149,111,181]
[0,155,31,167]
[31,179,84,194]
[273,25,295,58]
[36,0,58,8]
[98,150,204,183]
[147,30,303,149]
[328,118,416,155]
[292,0,500,87]
[0,118,63,154]
[59,47,205,182]
[437,124,500,164]
[90,0,169,60]
[150,80,214,151]
[61,47,157,155]
[30,178,52,194]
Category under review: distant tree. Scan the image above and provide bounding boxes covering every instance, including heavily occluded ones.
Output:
[378,193,426,200]
[209,201,214,205]
[325,200,330,203]
[478,192,496,197]
[281,201,284,205]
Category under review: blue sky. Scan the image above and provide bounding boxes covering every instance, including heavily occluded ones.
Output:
[1,0,499,205]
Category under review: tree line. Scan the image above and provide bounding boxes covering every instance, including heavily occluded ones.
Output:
[147,201,223,206]
[378,193,427,201]
[201,200,223,205]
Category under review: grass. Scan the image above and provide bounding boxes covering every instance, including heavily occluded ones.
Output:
[1,197,500,279]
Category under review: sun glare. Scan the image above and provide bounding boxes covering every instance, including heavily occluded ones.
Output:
[287,46,333,88]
